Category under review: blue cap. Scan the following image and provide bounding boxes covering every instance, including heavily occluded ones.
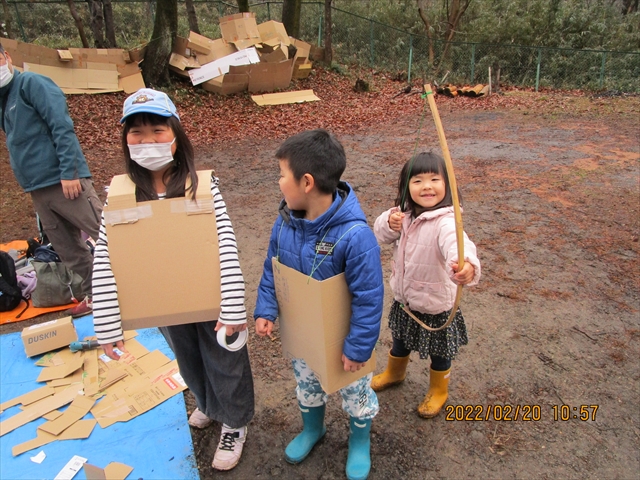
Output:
[120,88,180,123]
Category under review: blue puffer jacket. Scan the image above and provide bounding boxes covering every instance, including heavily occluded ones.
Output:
[254,182,384,363]
[0,70,91,192]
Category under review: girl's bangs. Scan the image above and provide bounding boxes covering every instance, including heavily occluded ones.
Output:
[127,112,171,127]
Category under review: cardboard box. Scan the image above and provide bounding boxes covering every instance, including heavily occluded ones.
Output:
[202,65,250,95]
[248,59,293,93]
[103,171,221,330]
[272,259,376,394]
[187,31,212,55]
[220,12,261,49]
[195,38,237,65]
[258,21,290,47]
[21,317,77,358]
[189,47,260,86]
[293,59,312,79]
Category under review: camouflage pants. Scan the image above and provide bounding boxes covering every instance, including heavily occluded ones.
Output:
[291,358,379,420]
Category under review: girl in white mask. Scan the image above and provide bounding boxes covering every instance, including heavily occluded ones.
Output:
[92,89,255,471]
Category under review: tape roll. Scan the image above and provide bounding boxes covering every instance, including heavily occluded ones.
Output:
[216,325,248,352]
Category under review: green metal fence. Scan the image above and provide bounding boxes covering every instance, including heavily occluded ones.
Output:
[3,0,639,92]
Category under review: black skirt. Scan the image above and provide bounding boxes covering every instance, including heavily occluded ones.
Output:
[388,300,468,360]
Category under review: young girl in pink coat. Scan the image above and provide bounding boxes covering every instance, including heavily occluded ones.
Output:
[372,151,481,418]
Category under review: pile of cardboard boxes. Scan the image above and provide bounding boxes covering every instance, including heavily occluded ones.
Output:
[169,12,313,97]
[0,12,316,102]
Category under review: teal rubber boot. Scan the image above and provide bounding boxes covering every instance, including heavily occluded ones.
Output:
[284,403,326,464]
[346,417,372,480]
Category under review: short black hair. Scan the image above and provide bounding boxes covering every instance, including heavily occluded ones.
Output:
[395,151,460,215]
[275,129,346,194]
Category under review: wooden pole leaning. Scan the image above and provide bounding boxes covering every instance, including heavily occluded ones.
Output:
[401,84,464,333]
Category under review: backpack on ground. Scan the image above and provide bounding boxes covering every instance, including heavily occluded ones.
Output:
[0,250,29,316]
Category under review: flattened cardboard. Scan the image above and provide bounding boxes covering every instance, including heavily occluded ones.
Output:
[0,386,54,412]
[248,59,293,93]
[91,360,187,428]
[37,394,95,435]
[46,369,83,387]
[24,62,119,91]
[272,259,376,394]
[12,419,96,456]
[251,89,320,106]
[36,353,84,382]
[84,462,133,480]
[118,72,146,94]
[21,316,77,358]
[83,349,100,396]
[189,47,260,86]
[103,171,221,330]
[0,386,79,436]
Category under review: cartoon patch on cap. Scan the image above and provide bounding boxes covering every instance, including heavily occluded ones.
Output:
[132,93,153,104]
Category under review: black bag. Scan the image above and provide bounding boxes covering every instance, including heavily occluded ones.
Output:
[0,250,29,316]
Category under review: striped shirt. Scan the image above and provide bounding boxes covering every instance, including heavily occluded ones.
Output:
[92,175,246,344]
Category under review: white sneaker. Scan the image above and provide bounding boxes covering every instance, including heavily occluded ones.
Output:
[212,424,247,471]
[188,408,213,429]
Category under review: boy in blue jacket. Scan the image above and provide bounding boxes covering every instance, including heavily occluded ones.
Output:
[255,129,384,480]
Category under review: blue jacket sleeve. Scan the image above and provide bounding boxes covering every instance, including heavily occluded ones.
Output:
[21,74,85,181]
[342,226,384,363]
[253,219,281,323]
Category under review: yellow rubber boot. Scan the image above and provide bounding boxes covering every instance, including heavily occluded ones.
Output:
[371,351,410,392]
[417,368,451,418]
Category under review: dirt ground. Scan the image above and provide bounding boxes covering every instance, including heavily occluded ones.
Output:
[1,92,639,479]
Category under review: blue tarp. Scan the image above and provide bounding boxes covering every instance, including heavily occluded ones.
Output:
[0,316,199,480]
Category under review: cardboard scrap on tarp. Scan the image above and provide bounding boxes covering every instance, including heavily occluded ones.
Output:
[0,316,197,479]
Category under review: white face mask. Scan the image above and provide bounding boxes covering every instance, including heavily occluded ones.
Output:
[0,62,14,88]
[127,139,176,171]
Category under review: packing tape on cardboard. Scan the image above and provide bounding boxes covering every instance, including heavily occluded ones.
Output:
[170,198,215,215]
[216,325,248,352]
[104,205,153,225]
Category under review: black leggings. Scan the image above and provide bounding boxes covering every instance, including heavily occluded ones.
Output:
[391,337,451,371]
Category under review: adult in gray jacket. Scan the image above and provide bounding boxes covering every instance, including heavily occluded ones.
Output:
[0,43,101,317]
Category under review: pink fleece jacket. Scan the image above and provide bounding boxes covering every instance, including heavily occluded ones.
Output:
[374,206,481,314]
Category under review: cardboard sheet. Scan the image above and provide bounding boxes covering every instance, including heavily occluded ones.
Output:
[0,316,197,479]
[252,89,320,106]
[272,259,376,394]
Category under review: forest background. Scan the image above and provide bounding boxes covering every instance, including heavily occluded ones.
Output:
[1,0,639,91]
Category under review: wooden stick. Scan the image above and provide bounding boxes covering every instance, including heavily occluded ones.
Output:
[404,85,464,333]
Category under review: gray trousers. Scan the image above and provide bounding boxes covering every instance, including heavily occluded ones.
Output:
[30,178,102,299]
[160,321,255,429]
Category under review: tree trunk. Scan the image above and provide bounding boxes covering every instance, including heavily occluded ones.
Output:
[237,0,250,13]
[186,0,200,33]
[417,2,434,64]
[1,0,15,39]
[282,0,301,38]
[324,0,332,64]
[142,0,177,87]
[102,0,116,47]
[87,0,106,48]
[438,0,472,70]
[67,0,90,47]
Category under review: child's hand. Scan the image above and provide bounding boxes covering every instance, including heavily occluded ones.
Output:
[388,211,405,232]
[255,317,274,337]
[101,340,127,361]
[215,321,247,334]
[342,354,367,372]
[452,262,475,285]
